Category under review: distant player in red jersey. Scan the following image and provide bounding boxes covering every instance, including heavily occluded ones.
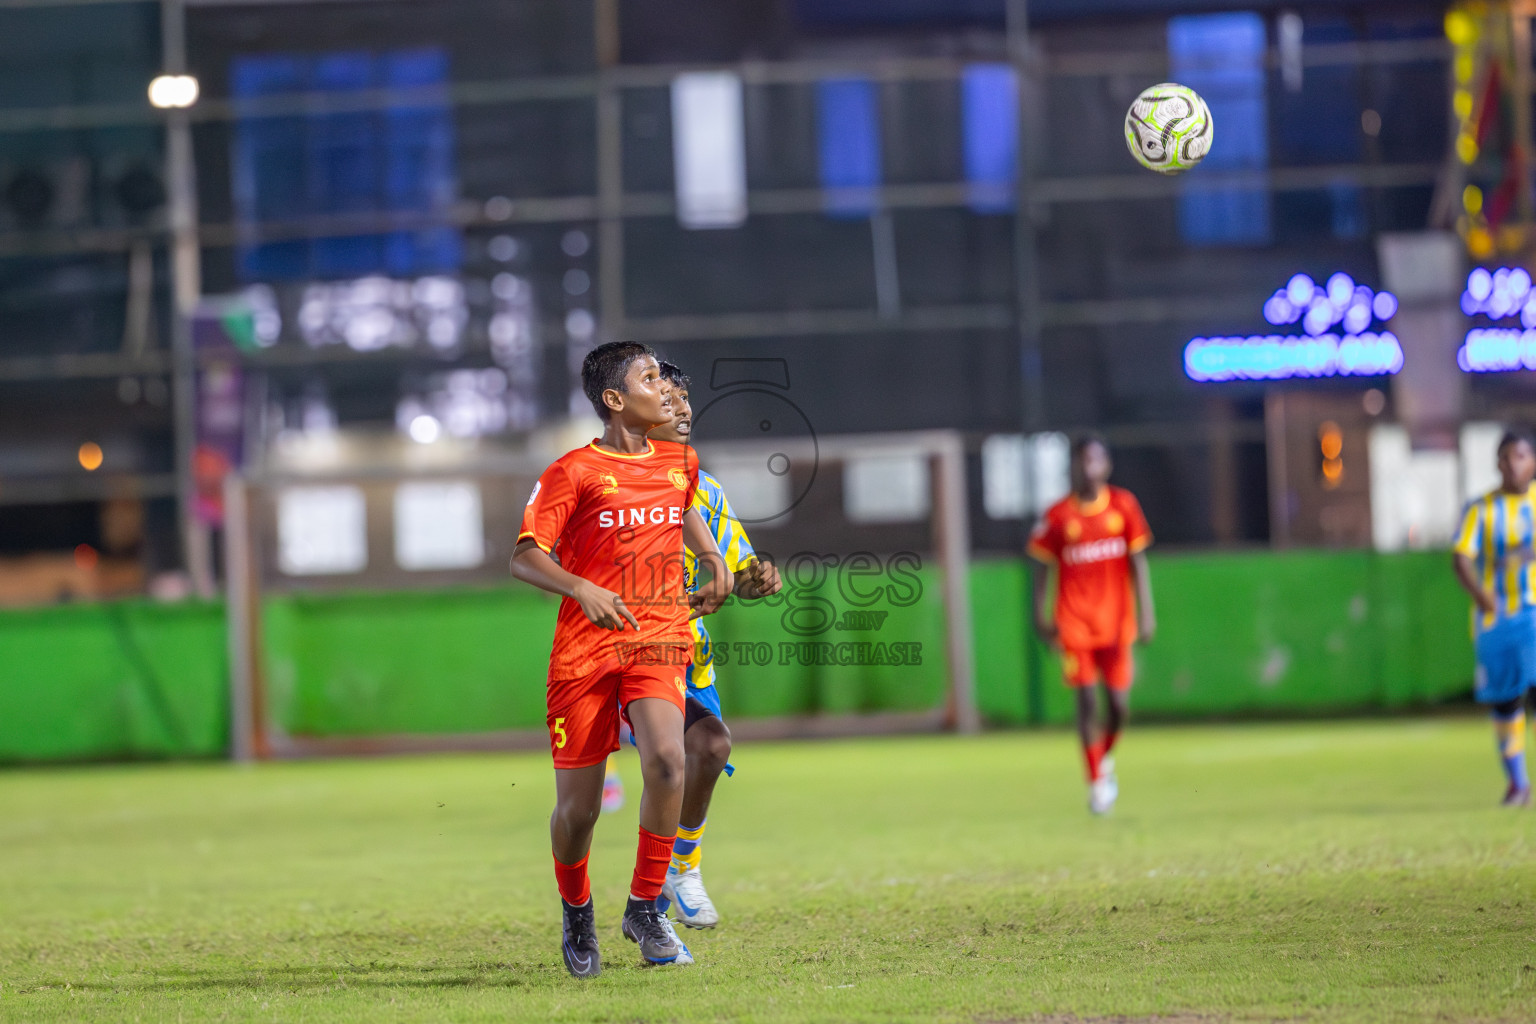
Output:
[1027,434,1156,815]
[512,341,732,976]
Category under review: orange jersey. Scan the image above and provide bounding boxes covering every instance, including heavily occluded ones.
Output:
[1028,486,1152,650]
[519,439,700,679]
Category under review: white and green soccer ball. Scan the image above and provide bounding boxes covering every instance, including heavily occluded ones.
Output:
[1124,83,1213,174]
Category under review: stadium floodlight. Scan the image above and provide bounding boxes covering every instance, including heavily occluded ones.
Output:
[148,75,200,110]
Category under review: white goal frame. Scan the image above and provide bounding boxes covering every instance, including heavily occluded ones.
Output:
[223,430,976,761]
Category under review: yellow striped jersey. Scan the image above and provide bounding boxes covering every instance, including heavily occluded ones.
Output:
[685,469,757,689]
[1454,484,1536,633]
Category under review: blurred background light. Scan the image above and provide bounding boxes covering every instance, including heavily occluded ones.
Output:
[1459,328,1536,372]
[147,74,199,109]
[1326,272,1355,307]
[1186,334,1404,382]
[77,442,104,471]
[1287,273,1316,306]
[1190,273,1399,382]
[671,72,748,229]
[408,414,441,445]
[1459,267,1536,369]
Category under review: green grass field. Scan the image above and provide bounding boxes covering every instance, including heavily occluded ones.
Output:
[2,718,1534,1022]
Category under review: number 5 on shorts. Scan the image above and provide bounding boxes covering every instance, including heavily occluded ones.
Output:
[551,717,567,749]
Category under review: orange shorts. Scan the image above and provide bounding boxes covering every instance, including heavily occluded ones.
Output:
[1062,645,1134,690]
[546,646,689,769]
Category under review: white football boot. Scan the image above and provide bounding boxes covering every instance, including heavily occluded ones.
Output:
[661,865,720,929]
[656,911,694,965]
[1089,756,1119,815]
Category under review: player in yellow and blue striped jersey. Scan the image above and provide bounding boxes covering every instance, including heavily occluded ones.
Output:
[646,360,781,928]
[1453,427,1536,807]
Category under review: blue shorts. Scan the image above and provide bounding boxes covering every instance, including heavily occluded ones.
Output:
[622,682,734,775]
[687,682,723,722]
[1475,610,1536,705]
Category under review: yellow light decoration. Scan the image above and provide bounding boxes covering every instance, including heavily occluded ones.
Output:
[1458,133,1480,164]
[1499,224,1527,253]
[1455,53,1475,84]
[1454,89,1473,121]
[1464,184,1484,214]
[1445,9,1477,47]
[1468,225,1496,259]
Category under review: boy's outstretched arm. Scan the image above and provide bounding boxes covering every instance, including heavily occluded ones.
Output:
[683,507,733,619]
[1130,550,1156,644]
[510,539,639,631]
[1453,552,1499,617]
[1027,555,1058,649]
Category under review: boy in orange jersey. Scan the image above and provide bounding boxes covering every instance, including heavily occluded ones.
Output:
[1027,434,1156,815]
[512,341,732,976]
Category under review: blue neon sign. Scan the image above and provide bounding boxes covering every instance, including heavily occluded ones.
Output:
[1460,328,1536,372]
[1185,272,1402,382]
[1458,267,1536,372]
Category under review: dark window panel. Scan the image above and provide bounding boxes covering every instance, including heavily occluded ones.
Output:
[744,83,821,192]
[1368,62,1450,165]
[187,0,595,96]
[621,0,791,64]
[656,329,1020,436]
[0,502,102,554]
[1109,442,1213,546]
[1040,73,1145,178]
[458,100,597,201]
[883,79,963,185]
[0,251,173,358]
[892,207,1014,306]
[1372,184,1433,233]
[624,213,878,316]
[623,87,675,195]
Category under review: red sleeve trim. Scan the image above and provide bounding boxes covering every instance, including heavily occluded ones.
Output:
[516,530,554,553]
[1026,541,1057,563]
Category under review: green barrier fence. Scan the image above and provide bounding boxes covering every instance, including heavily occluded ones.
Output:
[970,550,1474,726]
[262,586,557,738]
[254,549,1483,736]
[0,551,1480,762]
[0,601,227,761]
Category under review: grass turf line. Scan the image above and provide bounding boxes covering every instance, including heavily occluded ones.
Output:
[0,719,1532,1022]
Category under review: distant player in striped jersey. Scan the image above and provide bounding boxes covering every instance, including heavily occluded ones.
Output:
[647,360,781,927]
[1453,427,1536,807]
[1028,434,1155,816]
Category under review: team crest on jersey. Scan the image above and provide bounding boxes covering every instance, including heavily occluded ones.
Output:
[598,472,618,495]
[1065,519,1083,542]
[669,467,689,491]
[526,481,541,506]
[1106,510,1124,533]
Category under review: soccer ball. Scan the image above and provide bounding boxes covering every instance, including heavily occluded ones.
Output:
[1124,83,1213,174]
